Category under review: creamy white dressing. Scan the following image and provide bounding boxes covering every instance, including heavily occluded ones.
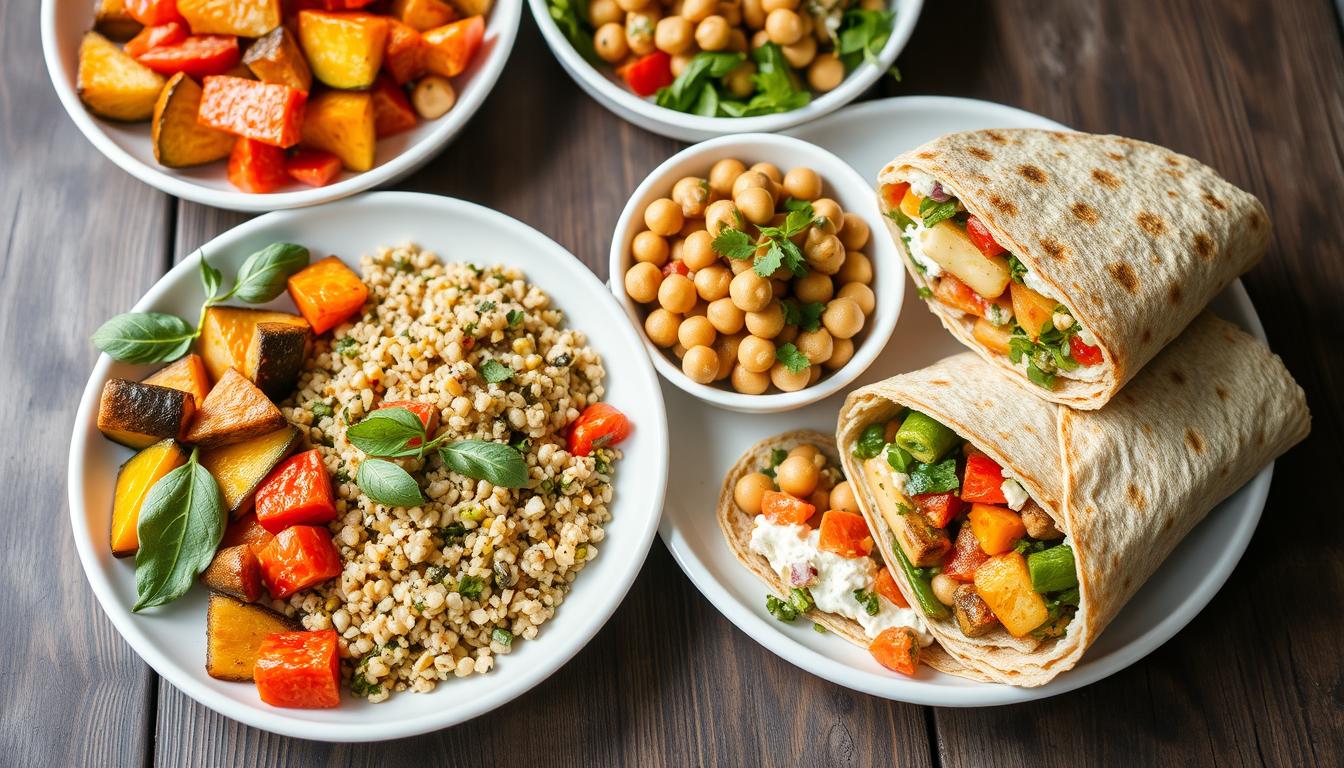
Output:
[748,517,932,645]
[902,222,944,278]
[904,170,941,199]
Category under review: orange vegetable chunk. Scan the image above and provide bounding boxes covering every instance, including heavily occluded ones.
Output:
[284,150,343,187]
[143,353,212,407]
[874,566,908,608]
[383,19,426,83]
[199,75,306,147]
[967,503,1026,556]
[817,509,874,558]
[257,525,342,598]
[371,74,418,138]
[868,627,921,675]
[253,630,341,708]
[286,256,369,334]
[228,137,288,193]
[760,490,814,526]
[421,16,483,78]
[254,449,337,533]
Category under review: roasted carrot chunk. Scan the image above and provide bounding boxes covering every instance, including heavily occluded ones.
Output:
[124,21,187,58]
[136,35,241,79]
[382,19,425,84]
[286,256,368,334]
[221,511,276,555]
[370,73,418,138]
[256,525,342,598]
[254,449,337,533]
[284,149,343,187]
[253,630,341,708]
[874,566,908,608]
[199,75,306,147]
[760,490,814,526]
[968,503,1026,556]
[817,509,874,558]
[228,137,288,193]
[868,626,921,676]
[421,16,483,78]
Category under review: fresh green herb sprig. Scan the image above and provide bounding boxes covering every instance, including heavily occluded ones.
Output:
[904,457,959,495]
[775,343,811,374]
[836,9,896,71]
[766,587,814,622]
[655,51,745,114]
[713,201,816,278]
[1008,314,1081,388]
[133,447,225,611]
[852,423,887,460]
[547,0,598,65]
[781,298,825,332]
[852,588,880,616]
[718,44,811,117]
[762,447,789,479]
[92,244,310,364]
[1007,254,1028,284]
[917,197,960,229]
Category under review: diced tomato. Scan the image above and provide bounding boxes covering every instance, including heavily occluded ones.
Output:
[136,35,241,79]
[965,215,1006,258]
[227,138,288,193]
[377,400,438,447]
[912,491,963,529]
[620,51,673,96]
[199,76,307,148]
[960,451,1008,505]
[322,0,377,7]
[817,509,874,559]
[942,522,990,582]
[256,525,342,599]
[874,566,908,608]
[254,450,337,534]
[931,273,1007,318]
[422,16,484,78]
[284,150,343,188]
[1069,335,1104,366]
[124,22,188,59]
[220,512,276,555]
[253,630,341,708]
[126,0,184,26]
[661,261,689,277]
[760,490,814,526]
[882,182,910,208]
[868,626,921,676]
[370,74,418,138]
[567,403,632,457]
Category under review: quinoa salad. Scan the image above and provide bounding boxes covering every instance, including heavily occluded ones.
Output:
[275,244,624,702]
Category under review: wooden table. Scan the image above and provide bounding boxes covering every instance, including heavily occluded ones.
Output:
[4,1,1341,765]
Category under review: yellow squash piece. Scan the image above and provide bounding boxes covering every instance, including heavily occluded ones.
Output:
[297,10,389,89]
[898,188,924,222]
[301,90,376,172]
[242,26,313,92]
[197,305,310,383]
[77,31,165,122]
[198,425,299,517]
[152,73,236,168]
[206,593,298,681]
[110,439,187,557]
[390,0,458,30]
[973,552,1049,637]
[177,0,281,37]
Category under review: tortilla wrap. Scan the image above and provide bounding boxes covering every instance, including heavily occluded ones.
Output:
[717,430,980,678]
[837,313,1309,686]
[877,129,1270,409]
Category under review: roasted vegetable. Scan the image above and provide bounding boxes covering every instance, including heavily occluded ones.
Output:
[449,0,493,16]
[77,31,165,121]
[177,0,281,37]
[967,503,1026,556]
[228,137,288,193]
[199,75,307,147]
[199,426,298,516]
[110,439,187,556]
[972,317,1014,355]
[242,26,312,92]
[256,525,342,598]
[915,221,1011,300]
[421,16,483,78]
[244,321,311,399]
[1010,283,1057,341]
[389,0,457,30]
[382,19,425,84]
[125,0,183,25]
[960,451,1008,505]
[299,90,375,172]
[941,521,990,582]
[1020,501,1064,540]
[142,353,212,408]
[201,544,263,602]
[94,0,144,41]
[185,368,287,447]
[151,73,236,167]
[286,255,369,333]
[198,305,310,382]
[124,21,187,58]
[97,378,195,448]
[370,73,417,138]
[220,511,277,552]
[868,626,921,676]
[759,489,814,526]
[253,630,341,708]
[862,457,949,567]
[973,552,1049,637]
[284,150,342,187]
[254,449,336,533]
[297,11,388,89]
[952,583,1000,637]
[135,34,241,79]
[205,592,298,681]
[816,509,874,559]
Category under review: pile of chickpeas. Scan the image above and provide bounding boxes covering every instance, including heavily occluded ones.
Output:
[622,157,876,395]
[588,0,888,96]
[733,443,862,518]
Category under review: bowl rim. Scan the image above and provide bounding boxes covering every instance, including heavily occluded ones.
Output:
[525,0,924,139]
[66,191,670,740]
[607,132,902,414]
[40,0,523,213]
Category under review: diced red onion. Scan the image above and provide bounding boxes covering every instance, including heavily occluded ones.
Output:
[929,182,951,202]
[789,563,816,587]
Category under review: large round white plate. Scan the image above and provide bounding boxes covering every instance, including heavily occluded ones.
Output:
[41,1,521,212]
[657,96,1273,706]
[68,192,669,740]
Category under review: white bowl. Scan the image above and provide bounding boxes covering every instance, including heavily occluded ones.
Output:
[41,1,522,212]
[68,192,669,741]
[527,0,923,141]
[609,132,902,414]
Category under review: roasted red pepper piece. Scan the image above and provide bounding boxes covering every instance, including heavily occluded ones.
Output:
[136,35,241,79]
[882,181,910,208]
[1069,335,1104,366]
[817,509,874,558]
[619,51,673,96]
[874,566,908,608]
[199,75,307,148]
[284,149,343,188]
[227,138,288,193]
[377,400,439,447]
[253,630,341,708]
[661,260,690,277]
[124,22,188,59]
[960,451,1008,505]
[760,490,814,526]
[255,450,337,534]
[567,403,631,457]
[126,0,185,26]
[965,215,1006,258]
[256,525,342,598]
[912,491,964,528]
[869,626,921,675]
[942,522,990,582]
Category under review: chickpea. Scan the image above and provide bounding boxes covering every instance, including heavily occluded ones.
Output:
[751,29,770,49]
[655,15,695,54]
[615,0,648,10]
[731,364,770,394]
[682,345,719,384]
[645,198,684,237]
[734,472,774,514]
[808,365,823,385]
[782,166,821,201]
[709,158,746,197]
[807,488,830,510]
[770,360,810,392]
[717,1,742,26]
[737,334,776,372]
[594,23,629,63]
[932,574,959,607]
[589,0,624,27]
[811,198,843,235]
[672,343,688,359]
[836,251,872,284]
[761,0,796,10]
[795,328,833,364]
[731,170,772,198]
[729,257,753,275]
[742,0,766,28]
[822,297,864,339]
[626,12,659,55]
[735,186,775,225]
[670,54,692,77]
[729,270,772,312]
[672,177,710,218]
[707,297,745,334]
[837,282,875,315]
[624,262,663,304]
[658,273,697,313]
[723,61,756,98]
[764,8,803,45]
[681,0,716,22]
[775,455,819,497]
[632,230,669,266]
[676,231,712,272]
[776,323,799,344]
[829,481,859,513]
[705,199,739,237]
[679,218,706,240]
[694,14,732,50]
[781,35,816,68]
[788,444,820,462]
[824,336,853,370]
[714,333,743,379]
[645,309,681,347]
[793,271,834,304]
[678,315,717,349]
[860,0,884,9]
[839,212,870,250]
[808,53,844,92]
[691,263,726,298]
[745,299,785,339]
[803,229,846,274]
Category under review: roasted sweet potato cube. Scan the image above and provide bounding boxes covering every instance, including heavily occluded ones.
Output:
[198,75,306,147]
[185,368,286,447]
[198,306,310,382]
[77,31,165,121]
[151,73,236,167]
[178,0,281,37]
[297,11,388,89]
[449,0,492,16]
[135,34,242,80]
[389,0,456,31]
[205,593,298,681]
[287,256,369,334]
[143,353,212,406]
[382,19,425,84]
[221,511,277,552]
[300,90,375,172]
[422,16,483,78]
[953,583,1000,638]
[974,552,1049,637]
[245,321,311,399]
[126,0,185,26]
[243,26,312,92]
[202,544,264,602]
[200,426,300,517]
[98,378,195,448]
[110,439,187,556]
[284,150,343,187]
[370,74,417,137]
[94,0,145,41]
[253,630,341,708]
[228,138,288,193]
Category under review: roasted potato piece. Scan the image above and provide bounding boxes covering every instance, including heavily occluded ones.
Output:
[972,316,1013,355]
[1020,500,1064,540]
[77,31,165,121]
[206,593,298,681]
[202,544,263,602]
[862,457,950,566]
[177,0,281,37]
[974,552,1049,637]
[93,0,143,40]
[185,368,286,447]
[297,10,388,89]
[953,583,1000,638]
[199,426,300,518]
[916,221,1011,300]
[371,73,418,137]
[197,305,310,382]
[1010,283,1057,341]
[110,439,187,557]
[242,26,312,92]
[143,353,212,407]
[301,90,376,172]
[97,378,195,448]
[390,0,457,30]
[449,0,493,17]
[244,321,311,399]
[151,73,236,168]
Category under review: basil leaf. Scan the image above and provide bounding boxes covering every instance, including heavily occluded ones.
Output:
[347,408,426,457]
[547,0,600,65]
[884,444,914,473]
[232,243,309,304]
[439,440,529,488]
[91,312,196,364]
[719,44,810,117]
[918,198,960,229]
[837,9,895,71]
[480,359,514,384]
[198,251,222,300]
[904,458,960,495]
[133,449,225,611]
[356,458,425,507]
[691,83,719,117]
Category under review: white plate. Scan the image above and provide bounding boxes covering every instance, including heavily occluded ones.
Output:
[656,96,1272,706]
[68,192,669,740]
[41,1,521,212]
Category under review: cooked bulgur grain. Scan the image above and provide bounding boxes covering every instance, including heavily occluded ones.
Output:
[277,244,619,702]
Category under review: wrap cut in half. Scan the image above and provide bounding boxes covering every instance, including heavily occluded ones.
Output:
[876,128,1270,410]
[836,313,1309,686]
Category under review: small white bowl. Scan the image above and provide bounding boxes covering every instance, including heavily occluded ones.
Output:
[527,0,923,142]
[609,132,901,414]
[40,0,522,213]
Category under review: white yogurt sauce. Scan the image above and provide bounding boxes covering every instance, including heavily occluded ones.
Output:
[904,170,942,199]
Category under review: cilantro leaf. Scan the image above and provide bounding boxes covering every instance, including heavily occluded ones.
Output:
[718,43,810,117]
[480,359,514,384]
[712,228,756,261]
[885,207,914,231]
[904,458,960,495]
[1008,254,1028,284]
[776,343,810,373]
[852,588,880,616]
[506,309,525,327]
[753,240,785,277]
[655,51,745,112]
[781,299,825,332]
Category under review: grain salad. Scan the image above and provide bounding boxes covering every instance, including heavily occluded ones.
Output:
[275,244,625,702]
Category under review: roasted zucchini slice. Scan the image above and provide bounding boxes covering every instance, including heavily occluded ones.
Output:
[97,378,196,449]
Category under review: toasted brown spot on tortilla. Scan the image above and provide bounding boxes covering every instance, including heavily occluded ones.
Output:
[1215,385,1230,401]
[1168,283,1183,305]
[1254,429,1264,446]
[1070,202,1099,224]
[1141,327,1152,343]
[1165,156,1182,167]
[1169,369,1187,385]
[969,146,994,161]
[1091,168,1121,189]
[1137,211,1167,236]
[1194,233,1215,260]
[1108,263,1139,293]
[1202,192,1227,210]
[989,194,1018,216]
[1167,190,1178,198]
[1039,237,1068,260]
[1023,425,1036,435]
[1161,517,1173,532]
[1219,466,1230,477]
[1141,424,1153,436]
[930,379,950,386]
[1090,292,1102,306]
[1163,168,1186,180]
[1107,152,1124,161]
[916,151,935,160]
[1184,429,1205,453]
[1110,553,1121,569]
[985,130,1007,144]
[1019,165,1048,184]
[1249,210,1265,230]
